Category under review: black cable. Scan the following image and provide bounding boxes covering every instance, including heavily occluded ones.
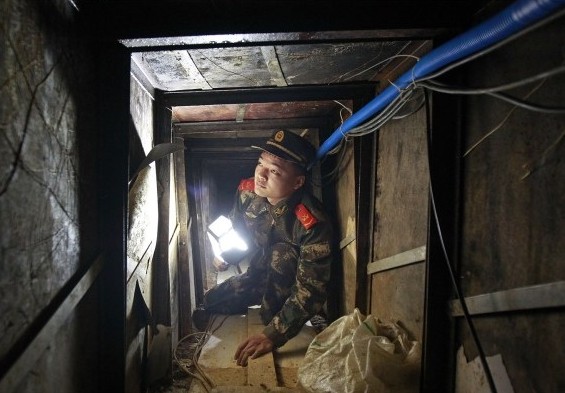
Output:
[424,90,498,393]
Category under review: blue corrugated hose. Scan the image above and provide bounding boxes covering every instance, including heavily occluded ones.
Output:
[316,0,565,160]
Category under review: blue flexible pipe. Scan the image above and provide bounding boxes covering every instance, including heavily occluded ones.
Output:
[316,0,565,160]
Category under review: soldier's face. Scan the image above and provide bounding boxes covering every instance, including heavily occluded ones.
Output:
[254,152,305,205]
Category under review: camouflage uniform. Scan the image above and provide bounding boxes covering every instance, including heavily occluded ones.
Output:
[203,178,333,347]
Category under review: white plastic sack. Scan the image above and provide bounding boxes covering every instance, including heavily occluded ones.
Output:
[297,308,421,393]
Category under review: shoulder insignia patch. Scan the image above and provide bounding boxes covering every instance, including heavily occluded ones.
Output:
[295,203,318,230]
[238,178,255,192]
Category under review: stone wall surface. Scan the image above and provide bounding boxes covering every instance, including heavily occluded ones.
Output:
[0,0,100,391]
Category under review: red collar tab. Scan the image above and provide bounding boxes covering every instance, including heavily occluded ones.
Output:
[295,203,318,230]
[238,178,255,191]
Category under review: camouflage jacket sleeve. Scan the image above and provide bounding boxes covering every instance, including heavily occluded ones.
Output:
[263,204,333,347]
[228,178,255,234]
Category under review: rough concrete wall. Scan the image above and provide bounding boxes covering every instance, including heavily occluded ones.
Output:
[371,107,429,342]
[0,0,100,391]
[457,16,565,393]
[125,74,157,393]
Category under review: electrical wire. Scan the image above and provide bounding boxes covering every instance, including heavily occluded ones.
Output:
[339,54,420,83]
[327,8,565,146]
[324,9,565,144]
[419,77,565,114]
[316,4,565,161]
[520,128,565,179]
[311,8,564,391]
[341,64,565,155]
[347,89,419,136]
[173,314,231,392]
[485,91,565,114]
[424,91,498,393]
[464,79,546,157]
[329,52,420,84]
[320,138,353,185]
[392,89,426,120]
[318,9,565,181]
[319,90,421,186]
[414,7,565,84]
[315,101,355,186]
[346,94,406,135]
[173,331,213,392]
[418,64,565,94]
[318,88,424,184]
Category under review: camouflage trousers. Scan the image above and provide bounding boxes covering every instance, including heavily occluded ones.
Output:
[203,242,298,326]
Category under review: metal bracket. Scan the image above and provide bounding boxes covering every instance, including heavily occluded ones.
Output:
[367,245,426,275]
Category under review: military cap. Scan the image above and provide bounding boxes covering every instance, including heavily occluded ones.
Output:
[252,130,317,169]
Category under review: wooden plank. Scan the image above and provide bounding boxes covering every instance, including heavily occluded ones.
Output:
[168,223,180,349]
[367,245,426,275]
[179,50,213,90]
[353,130,376,313]
[152,95,172,326]
[274,324,317,388]
[150,94,173,383]
[236,104,246,122]
[260,46,288,87]
[191,383,297,393]
[247,307,278,388]
[198,314,248,386]
[334,142,357,315]
[211,387,297,393]
[339,233,356,250]
[450,281,565,317]
[174,144,196,336]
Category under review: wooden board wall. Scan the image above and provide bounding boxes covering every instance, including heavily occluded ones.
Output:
[456,16,565,393]
[333,142,357,315]
[126,75,157,393]
[370,106,429,342]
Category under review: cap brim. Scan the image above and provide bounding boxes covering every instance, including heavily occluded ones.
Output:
[251,144,305,167]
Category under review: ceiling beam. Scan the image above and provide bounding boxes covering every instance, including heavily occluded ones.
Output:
[161,84,376,106]
[121,31,439,52]
[174,117,329,136]
[260,46,288,87]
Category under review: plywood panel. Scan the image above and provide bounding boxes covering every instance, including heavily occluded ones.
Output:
[126,74,159,393]
[371,263,425,340]
[371,105,429,343]
[457,17,565,393]
[373,108,429,259]
[334,143,357,314]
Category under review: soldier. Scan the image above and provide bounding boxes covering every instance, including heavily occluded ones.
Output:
[194,130,333,366]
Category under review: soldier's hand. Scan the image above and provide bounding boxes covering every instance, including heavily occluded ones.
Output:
[212,257,229,271]
[234,333,274,366]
